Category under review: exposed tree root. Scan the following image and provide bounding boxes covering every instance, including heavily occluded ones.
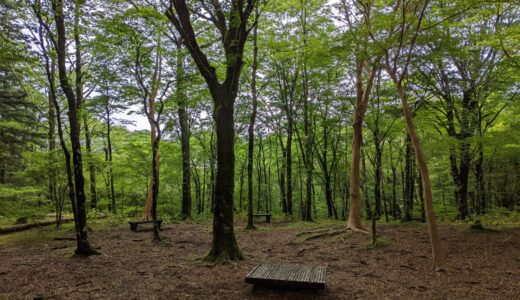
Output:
[296,226,344,237]
[302,229,346,241]
[346,225,370,234]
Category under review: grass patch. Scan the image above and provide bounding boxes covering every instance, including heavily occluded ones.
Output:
[0,223,76,250]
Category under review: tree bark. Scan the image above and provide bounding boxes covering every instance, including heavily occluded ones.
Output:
[51,0,97,256]
[346,60,377,233]
[176,44,192,220]
[387,66,446,271]
[165,0,256,262]
[246,10,259,229]
[206,88,243,261]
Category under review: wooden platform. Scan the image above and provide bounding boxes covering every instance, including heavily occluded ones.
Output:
[245,263,326,289]
[253,213,271,222]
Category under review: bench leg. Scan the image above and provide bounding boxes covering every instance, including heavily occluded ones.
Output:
[130,224,137,232]
[266,215,271,223]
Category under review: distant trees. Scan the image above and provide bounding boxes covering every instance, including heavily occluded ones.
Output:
[1,0,519,270]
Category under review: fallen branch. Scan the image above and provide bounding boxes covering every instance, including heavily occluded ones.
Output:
[0,219,73,235]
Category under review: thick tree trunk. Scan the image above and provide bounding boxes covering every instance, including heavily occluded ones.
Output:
[205,89,243,262]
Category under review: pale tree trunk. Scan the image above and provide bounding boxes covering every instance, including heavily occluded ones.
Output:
[346,59,378,233]
[387,66,446,271]
[141,38,163,228]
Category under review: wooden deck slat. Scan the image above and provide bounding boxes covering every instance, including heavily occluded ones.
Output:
[246,263,326,289]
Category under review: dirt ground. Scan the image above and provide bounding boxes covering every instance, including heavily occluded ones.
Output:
[1,220,519,299]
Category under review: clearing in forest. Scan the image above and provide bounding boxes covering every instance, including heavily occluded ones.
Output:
[1,221,519,299]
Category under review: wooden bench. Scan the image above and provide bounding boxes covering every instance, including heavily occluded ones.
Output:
[128,220,162,232]
[253,213,271,223]
[246,263,326,290]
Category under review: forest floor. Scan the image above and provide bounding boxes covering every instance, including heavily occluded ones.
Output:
[1,219,520,299]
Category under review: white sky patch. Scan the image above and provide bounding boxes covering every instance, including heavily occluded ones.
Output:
[116,111,150,131]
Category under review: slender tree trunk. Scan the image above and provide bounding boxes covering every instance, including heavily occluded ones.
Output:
[387,68,446,271]
[105,103,116,213]
[238,161,245,212]
[346,61,377,233]
[362,146,372,220]
[404,136,415,221]
[47,84,57,216]
[286,118,294,216]
[151,138,161,242]
[177,44,192,220]
[209,131,216,213]
[246,12,259,229]
[374,129,382,219]
[279,145,288,214]
[301,5,313,222]
[51,0,97,256]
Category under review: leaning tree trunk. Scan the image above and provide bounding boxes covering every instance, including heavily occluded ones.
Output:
[389,72,446,271]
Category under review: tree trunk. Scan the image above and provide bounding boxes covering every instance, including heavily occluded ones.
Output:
[50,0,97,256]
[404,136,415,221]
[47,82,57,216]
[205,88,243,262]
[362,147,372,220]
[374,128,382,219]
[105,103,116,213]
[286,117,294,216]
[388,68,446,271]
[346,61,377,233]
[246,14,259,229]
[177,45,192,220]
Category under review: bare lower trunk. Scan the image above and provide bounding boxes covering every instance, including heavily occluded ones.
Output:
[205,89,243,262]
[346,62,377,233]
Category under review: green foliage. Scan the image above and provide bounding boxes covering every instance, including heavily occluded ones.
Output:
[0,0,518,229]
